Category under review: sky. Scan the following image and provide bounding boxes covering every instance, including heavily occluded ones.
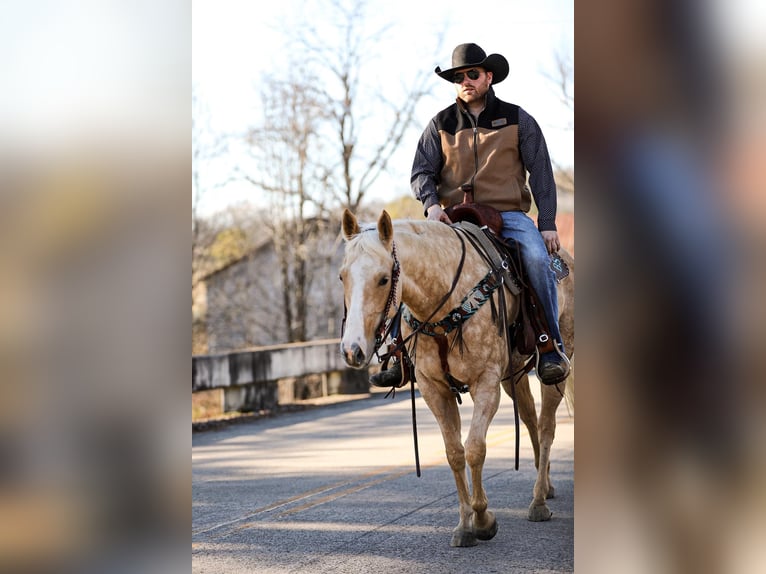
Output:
[192,0,574,215]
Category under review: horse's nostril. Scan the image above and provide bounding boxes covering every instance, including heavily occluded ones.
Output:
[342,342,365,366]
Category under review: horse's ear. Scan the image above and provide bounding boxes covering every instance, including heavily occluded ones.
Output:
[377,210,393,247]
[342,208,360,240]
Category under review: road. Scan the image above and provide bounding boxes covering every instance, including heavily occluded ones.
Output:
[192,381,574,573]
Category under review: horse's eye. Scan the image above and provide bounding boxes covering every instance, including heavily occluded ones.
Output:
[338,274,343,282]
[378,276,389,286]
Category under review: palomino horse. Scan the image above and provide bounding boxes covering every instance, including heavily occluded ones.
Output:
[339,209,574,547]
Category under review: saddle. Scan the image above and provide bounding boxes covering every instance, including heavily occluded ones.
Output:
[445,184,503,236]
[446,189,564,357]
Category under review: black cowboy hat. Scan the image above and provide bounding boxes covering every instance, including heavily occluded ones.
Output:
[435,43,509,84]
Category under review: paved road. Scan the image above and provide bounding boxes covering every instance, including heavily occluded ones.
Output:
[192,381,574,573]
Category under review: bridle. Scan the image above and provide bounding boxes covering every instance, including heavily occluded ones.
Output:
[340,240,402,360]
[372,242,401,354]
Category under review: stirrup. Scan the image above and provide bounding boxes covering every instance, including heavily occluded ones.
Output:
[535,341,571,386]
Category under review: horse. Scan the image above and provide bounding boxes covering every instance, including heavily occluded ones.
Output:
[338,208,575,547]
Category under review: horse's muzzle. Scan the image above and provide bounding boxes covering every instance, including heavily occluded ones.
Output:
[341,341,366,368]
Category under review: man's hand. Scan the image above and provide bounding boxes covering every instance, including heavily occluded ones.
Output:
[541,230,560,254]
[427,204,452,224]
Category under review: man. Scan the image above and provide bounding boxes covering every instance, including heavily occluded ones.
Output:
[371,42,569,387]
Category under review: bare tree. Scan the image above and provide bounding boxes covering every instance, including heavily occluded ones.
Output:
[542,49,574,194]
[228,0,442,345]
[290,0,439,212]
[193,85,232,353]
[240,67,338,343]
[544,49,573,117]
[192,200,290,352]
[192,85,235,291]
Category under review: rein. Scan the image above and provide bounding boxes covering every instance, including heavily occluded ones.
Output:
[402,223,523,469]
[370,231,469,478]
[375,231,469,367]
[456,224,525,469]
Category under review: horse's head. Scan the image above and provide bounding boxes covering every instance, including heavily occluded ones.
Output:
[338,209,400,368]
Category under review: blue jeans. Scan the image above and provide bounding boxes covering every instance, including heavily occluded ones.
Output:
[500,211,564,352]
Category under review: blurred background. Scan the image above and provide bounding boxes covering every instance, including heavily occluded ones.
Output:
[575,0,766,572]
[0,0,763,572]
[0,1,189,573]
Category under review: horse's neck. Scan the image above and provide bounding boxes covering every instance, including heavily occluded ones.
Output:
[395,222,484,319]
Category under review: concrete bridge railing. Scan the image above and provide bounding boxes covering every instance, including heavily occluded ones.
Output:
[192,339,371,413]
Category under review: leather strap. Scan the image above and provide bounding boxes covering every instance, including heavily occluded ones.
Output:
[453,221,522,295]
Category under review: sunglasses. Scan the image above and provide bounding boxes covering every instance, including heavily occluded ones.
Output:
[452,69,482,83]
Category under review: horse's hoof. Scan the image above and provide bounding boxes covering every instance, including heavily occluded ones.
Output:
[527,503,553,522]
[474,514,498,541]
[546,484,556,499]
[450,529,478,547]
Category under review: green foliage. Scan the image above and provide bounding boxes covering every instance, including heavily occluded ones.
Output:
[210,227,250,266]
[384,195,425,220]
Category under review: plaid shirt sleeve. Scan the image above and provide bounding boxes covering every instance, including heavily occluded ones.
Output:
[410,118,443,216]
[518,107,558,232]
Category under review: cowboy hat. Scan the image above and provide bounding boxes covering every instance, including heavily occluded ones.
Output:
[435,43,509,84]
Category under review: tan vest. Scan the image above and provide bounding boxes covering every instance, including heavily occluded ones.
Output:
[436,101,531,213]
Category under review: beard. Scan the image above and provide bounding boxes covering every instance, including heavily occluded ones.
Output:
[457,79,490,105]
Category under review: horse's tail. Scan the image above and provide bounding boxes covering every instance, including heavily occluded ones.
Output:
[563,354,574,415]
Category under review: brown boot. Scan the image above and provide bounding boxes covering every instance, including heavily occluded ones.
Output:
[537,351,570,385]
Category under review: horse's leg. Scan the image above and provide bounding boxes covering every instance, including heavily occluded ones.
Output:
[502,371,540,467]
[527,381,566,521]
[465,380,501,541]
[417,378,476,547]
